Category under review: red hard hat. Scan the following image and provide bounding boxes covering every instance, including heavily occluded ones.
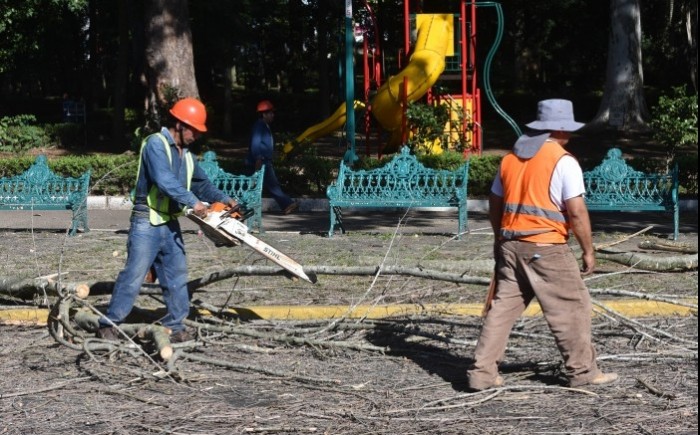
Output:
[256,100,275,113]
[169,98,208,132]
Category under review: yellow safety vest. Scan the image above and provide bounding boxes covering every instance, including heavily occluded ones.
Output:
[133,133,194,225]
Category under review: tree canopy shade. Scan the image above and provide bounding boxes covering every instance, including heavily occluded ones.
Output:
[0,0,696,150]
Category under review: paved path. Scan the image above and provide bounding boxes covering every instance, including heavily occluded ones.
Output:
[0,202,696,324]
[1,204,697,239]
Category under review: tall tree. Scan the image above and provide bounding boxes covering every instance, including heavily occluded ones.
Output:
[589,0,648,131]
[143,0,199,117]
[112,0,129,149]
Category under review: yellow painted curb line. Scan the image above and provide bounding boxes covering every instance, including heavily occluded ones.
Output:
[0,308,50,325]
[224,300,697,320]
[1,299,696,326]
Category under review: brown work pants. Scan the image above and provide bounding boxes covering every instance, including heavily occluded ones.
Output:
[467,240,602,389]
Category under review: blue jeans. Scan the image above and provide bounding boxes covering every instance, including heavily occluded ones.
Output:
[99,215,190,332]
[249,162,294,210]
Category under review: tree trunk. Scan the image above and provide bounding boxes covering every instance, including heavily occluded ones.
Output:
[683,1,698,92]
[588,0,648,132]
[111,0,129,151]
[315,0,333,119]
[143,0,200,112]
[286,0,306,94]
[222,64,234,138]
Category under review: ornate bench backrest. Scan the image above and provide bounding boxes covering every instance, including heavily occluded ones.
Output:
[198,151,264,231]
[583,148,677,207]
[331,146,468,202]
[200,151,263,202]
[1,155,91,205]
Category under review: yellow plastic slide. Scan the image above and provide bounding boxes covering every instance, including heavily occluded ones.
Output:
[282,101,364,155]
[283,14,452,156]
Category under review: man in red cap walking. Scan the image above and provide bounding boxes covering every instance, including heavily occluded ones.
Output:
[245,100,298,215]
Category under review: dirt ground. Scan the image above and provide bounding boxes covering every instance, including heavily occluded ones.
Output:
[1,218,697,434]
[1,126,697,434]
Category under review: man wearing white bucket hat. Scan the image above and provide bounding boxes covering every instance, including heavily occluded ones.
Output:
[467,99,618,390]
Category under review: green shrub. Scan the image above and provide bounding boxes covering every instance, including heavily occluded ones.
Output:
[0,154,138,196]
[675,154,699,195]
[0,156,40,177]
[628,154,698,196]
[418,149,466,171]
[0,150,503,198]
[52,154,139,196]
[467,154,501,197]
[650,86,698,169]
[405,102,450,153]
[0,115,52,152]
[43,123,85,149]
[292,148,337,195]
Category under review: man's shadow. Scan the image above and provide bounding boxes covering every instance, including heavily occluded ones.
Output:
[365,317,565,391]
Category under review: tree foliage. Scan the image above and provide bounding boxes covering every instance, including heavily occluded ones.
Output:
[650,86,698,167]
[0,0,696,143]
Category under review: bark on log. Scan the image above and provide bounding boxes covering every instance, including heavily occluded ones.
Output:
[0,276,89,299]
[2,250,697,302]
[187,265,491,291]
[638,240,698,254]
[595,250,698,272]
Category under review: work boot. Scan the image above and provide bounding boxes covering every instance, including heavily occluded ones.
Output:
[97,326,119,341]
[283,202,298,215]
[468,375,504,391]
[144,265,157,283]
[170,329,193,343]
[588,372,619,386]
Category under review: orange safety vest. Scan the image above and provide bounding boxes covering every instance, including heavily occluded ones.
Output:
[499,141,570,244]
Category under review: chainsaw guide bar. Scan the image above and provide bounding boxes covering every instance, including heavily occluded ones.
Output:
[186,206,317,284]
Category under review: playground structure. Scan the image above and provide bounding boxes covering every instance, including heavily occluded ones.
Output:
[283,1,490,162]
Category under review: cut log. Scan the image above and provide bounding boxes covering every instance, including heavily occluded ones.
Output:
[595,250,698,272]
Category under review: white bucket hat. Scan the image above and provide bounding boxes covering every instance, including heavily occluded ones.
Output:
[512,99,585,158]
[525,99,585,132]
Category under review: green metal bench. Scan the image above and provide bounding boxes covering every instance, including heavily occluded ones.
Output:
[326,146,470,238]
[583,148,679,240]
[199,151,265,232]
[0,154,91,236]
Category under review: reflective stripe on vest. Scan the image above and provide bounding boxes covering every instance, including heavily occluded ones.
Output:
[133,133,194,226]
[499,141,570,243]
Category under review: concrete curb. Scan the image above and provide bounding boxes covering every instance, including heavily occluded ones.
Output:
[87,196,699,213]
[2,299,695,326]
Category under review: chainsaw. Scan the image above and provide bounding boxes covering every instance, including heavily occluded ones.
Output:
[186,202,317,284]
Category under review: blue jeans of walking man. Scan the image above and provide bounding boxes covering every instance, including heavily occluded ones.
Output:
[100,215,190,333]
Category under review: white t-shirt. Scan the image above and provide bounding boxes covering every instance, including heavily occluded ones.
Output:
[491,155,585,211]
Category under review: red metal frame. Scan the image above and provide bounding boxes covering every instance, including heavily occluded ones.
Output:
[359,1,483,158]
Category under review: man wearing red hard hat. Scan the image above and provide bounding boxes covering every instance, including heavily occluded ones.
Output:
[97,97,239,344]
[245,99,298,214]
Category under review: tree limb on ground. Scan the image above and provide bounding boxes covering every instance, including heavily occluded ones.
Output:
[3,251,697,301]
[594,250,698,272]
[638,240,698,254]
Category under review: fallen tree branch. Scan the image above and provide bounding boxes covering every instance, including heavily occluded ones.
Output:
[0,377,91,400]
[636,377,677,399]
[594,250,697,272]
[185,319,387,353]
[589,288,698,310]
[638,240,698,254]
[179,351,340,385]
[187,265,491,291]
[591,298,697,346]
[594,225,654,251]
[0,275,89,299]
